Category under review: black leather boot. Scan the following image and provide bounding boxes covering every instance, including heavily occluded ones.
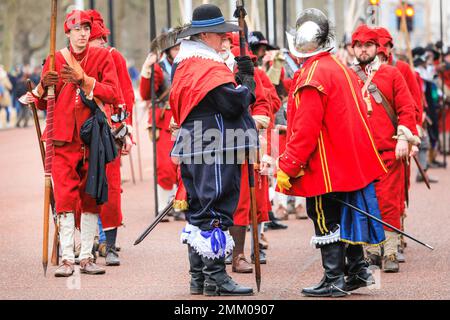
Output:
[202,256,254,296]
[345,245,375,292]
[188,246,205,295]
[302,242,349,298]
[105,228,120,266]
[266,211,288,230]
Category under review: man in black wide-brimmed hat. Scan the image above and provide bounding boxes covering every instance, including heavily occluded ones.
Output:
[170,4,258,296]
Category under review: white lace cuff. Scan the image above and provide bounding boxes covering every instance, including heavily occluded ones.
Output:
[310,225,341,247]
[180,224,235,260]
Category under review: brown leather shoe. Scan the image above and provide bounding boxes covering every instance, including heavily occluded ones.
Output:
[80,258,106,275]
[232,254,253,273]
[54,261,75,278]
[275,205,289,221]
[260,233,269,250]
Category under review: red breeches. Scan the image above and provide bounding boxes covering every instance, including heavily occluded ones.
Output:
[52,135,100,215]
[375,158,406,231]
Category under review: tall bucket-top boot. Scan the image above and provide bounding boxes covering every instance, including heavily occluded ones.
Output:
[202,256,254,297]
[302,242,349,298]
[105,228,120,266]
[345,245,375,292]
[188,245,205,295]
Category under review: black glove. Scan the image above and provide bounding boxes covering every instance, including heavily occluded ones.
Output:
[235,73,256,102]
[235,56,256,101]
[235,56,255,76]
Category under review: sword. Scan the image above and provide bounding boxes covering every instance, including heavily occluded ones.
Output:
[328,196,434,251]
[134,200,174,246]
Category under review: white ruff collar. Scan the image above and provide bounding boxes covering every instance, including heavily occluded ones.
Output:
[174,39,225,65]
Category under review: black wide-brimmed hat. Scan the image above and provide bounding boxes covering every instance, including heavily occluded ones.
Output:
[248,31,279,51]
[178,4,240,39]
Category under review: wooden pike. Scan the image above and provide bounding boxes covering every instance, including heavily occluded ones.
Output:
[42,0,58,276]
[27,80,59,267]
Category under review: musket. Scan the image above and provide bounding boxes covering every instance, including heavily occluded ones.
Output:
[328,196,434,251]
[42,0,58,276]
[134,200,174,246]
[27,80,59,267]
[235,0,261,293]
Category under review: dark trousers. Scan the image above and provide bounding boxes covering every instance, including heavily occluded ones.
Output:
[180,155,242,230]
[306,194,344,237]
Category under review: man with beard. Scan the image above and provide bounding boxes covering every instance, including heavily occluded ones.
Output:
[171,4,256,296]
[350,25,420,273]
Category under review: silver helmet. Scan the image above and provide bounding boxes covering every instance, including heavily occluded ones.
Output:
[286,8,334,58]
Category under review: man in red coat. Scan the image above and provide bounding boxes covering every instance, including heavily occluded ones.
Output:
[351,25,420,273]
[277,9,387,297]
[374,26,431,262]
[375,27,423,134]
[33,10,120,277]
[87,9,135,266]
[139,35,181,220]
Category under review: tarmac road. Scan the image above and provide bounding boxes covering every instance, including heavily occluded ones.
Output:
[1,123,449,300]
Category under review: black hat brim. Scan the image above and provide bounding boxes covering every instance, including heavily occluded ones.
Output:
[250,42,280,51]
[178,22,240,39]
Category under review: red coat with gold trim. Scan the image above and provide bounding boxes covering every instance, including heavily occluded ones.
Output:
[279,53,387,197]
